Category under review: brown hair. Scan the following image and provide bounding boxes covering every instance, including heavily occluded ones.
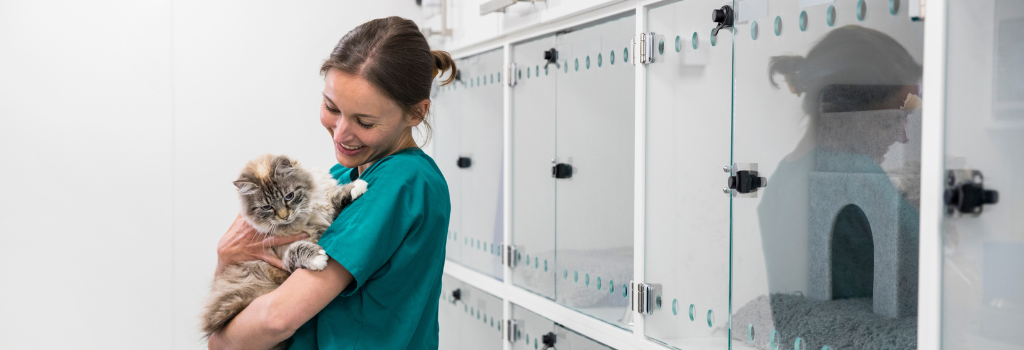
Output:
[320,16,457,144]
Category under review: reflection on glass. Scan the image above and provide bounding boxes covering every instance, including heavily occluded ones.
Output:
[733,25,923,350]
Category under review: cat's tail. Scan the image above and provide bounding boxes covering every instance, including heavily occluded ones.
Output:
[199,289,257,339]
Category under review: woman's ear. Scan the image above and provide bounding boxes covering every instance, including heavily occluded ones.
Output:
[408,99,430,127]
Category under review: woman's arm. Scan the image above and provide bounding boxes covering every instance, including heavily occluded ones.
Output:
[215,214,309,275]
[208,258,353,350]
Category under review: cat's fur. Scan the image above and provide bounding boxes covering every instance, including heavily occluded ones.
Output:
[200,154,367,349]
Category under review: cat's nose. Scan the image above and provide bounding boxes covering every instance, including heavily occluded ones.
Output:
[276,208,288,219]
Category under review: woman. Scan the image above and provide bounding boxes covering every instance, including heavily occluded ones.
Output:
[209,16,457,350]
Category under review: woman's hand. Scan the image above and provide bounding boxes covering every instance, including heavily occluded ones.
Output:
[216,214,309,274]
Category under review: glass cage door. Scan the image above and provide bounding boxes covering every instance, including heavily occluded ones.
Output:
[434,70,463,265]
[643,0,733,349]
[439,274,504,350]
[456,48,506,280]
[730,0,924,349]
[941,0,1024,348]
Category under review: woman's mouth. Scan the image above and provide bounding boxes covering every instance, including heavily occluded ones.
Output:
[337,142,366,156]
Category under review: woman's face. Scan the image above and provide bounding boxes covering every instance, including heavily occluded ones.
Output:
[320,68,422,169]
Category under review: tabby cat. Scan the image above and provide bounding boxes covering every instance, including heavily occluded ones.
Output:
[200,154,367,349]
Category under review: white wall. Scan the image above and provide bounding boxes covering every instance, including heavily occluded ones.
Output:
[0,1,424,348]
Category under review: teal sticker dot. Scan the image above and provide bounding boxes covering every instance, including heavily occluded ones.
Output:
[857,0,867,21]
[770,331,780,350]
[707,309,714,327]
[465,304,468,312]
[800,11,808,31]
[535,65,539,77]
[672,299,679,315]
[534,338,538,349]
[544,66,548,75]
[498,72,501,82]
[692,32,698,50]
[656,295,662,309]
[574,58,579,71]
[585,273,590,286]
[526,254,530,265]
[751,21,759,40]
[586,56,590,69]
[544,260,547,271]
[597,277,602,289]
[526,334,529,343]
[574,270,578,282]
[711,28,718,46]
[610,50,615,64]
[658,38,664,55]
[748,324,755,342]
[795,337,804,350]
[675,35,682,52]
[534,257,538,268]
[609,280,614,294]
[518,69,522,79]
[774,16,782,36]
[527,67,530,78]
[689,304,695,321]
[563,60,568,73]
[490,74,494,83]
[822,346,831,350]
[889,0,899,15]
[623,47,628,62]
[622,284,628,298]
[498,323,501,331]
[491,318,494,327]
[827,5,836,26]
[470,306,474,315]
[563,269,568,279]
[597,53,602,67]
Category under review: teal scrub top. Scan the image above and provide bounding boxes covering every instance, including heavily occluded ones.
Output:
[289,147,450,350]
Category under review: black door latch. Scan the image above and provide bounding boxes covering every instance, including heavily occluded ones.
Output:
[457,157,472,168]
[540,332,556,349]
[451,288,461,302]
[711,5,734,36]
[552,163,572,179]
[727,170,766,194]
[544,48,559,69]
[944,170,998,216]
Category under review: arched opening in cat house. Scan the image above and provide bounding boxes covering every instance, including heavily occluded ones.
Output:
[830,204,874,299]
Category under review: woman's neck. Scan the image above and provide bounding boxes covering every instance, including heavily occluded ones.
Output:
[357,133,418,175]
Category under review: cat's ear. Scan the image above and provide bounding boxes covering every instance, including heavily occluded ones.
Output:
[274,156,297,175]
[234,181,258,195]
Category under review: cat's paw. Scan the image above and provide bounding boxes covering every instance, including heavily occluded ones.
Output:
[350,179,368,199]
[309,249,328,270]
[283,241,330,272]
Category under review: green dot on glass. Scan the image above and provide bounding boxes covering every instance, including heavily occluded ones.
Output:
[748,323,755,342]
[526,254,530,265]
[563,269,568,279]
[518,69,522,79]
[564,61,568,73]
[544,66,548,76]
[770,331,780,350]
[574,58,578,71]
[707,309,714,327]
[827,5,836,26]
[597,53,602,67]
[692,32,698,50]
[795,337,804,350]
[800,11,808,31]
[498,72,501,82]
[751,21,759,40]
[774,16,782,36]
[658,38,664,55]
[711,28,717,46]
[623,48,628,62]
[585,273,589,286]
[857,0,867,21]
[889,0,899,15]
[672,299,679,315]
[544,260,548,271]
[597,277,602,290]
[527,68,530,78]
[609,280,614,294]
[574,270,578,282]
[586,56,590,69]
[534,257,538,269]
[610,50,615,64]
[622,284,628,298]
[675,35,682,52]
[535,65,539,77]
[689,304,695,321]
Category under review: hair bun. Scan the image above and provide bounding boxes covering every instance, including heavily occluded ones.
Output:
[431,50,457,86]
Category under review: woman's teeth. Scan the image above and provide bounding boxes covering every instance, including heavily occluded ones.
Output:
[340,143,362,150]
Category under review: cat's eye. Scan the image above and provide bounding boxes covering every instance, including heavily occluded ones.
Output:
[260,205,273,211]
[285,192,294,201]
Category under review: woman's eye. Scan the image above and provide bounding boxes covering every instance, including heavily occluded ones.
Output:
[261,205,273,211]
[285,192,294,201]
[357,120,374,128]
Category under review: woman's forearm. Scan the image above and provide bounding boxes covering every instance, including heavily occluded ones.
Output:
[209,293,295,350]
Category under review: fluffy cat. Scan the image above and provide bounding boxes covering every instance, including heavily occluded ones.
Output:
[200,154,367,349]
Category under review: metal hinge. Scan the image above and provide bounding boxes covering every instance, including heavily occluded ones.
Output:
[501,244,519,268]
[504,319,520,343]
[508,62,518,87]
[723,163,767,197]
[630,281,661,315]
[631,32,655,65]
[944,169,999,216]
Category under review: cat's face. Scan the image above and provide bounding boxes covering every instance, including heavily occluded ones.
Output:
[234,155,315,233]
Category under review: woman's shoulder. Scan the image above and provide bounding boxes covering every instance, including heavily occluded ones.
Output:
[370,148,444,182]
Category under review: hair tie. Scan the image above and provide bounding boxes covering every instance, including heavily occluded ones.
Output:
[432,67,439,79]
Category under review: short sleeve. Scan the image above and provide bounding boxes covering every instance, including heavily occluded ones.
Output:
[317,160,423,296]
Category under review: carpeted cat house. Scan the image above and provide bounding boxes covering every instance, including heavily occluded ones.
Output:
[806,90,920,318]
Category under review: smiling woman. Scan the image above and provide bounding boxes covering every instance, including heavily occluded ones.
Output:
[209,16,456,350]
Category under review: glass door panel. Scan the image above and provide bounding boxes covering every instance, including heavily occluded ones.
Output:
[440,274,504,350]
[458,48,506,280]
[511,304,617,350]
[731,1,924,349]
[644,1,733,348]
[942,0,1024,348]
[434,73,462,264]
[554,14,636,328]
[511,35,558,299]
